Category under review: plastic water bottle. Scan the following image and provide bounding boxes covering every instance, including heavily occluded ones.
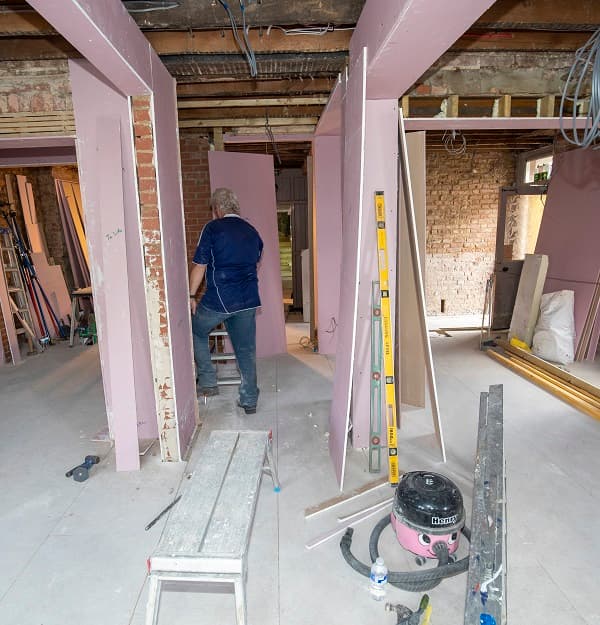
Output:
[369,557,388,601]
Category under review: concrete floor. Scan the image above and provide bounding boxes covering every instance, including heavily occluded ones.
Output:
[0,323,599,625]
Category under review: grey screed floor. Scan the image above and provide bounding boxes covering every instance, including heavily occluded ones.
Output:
[0,322,599,625]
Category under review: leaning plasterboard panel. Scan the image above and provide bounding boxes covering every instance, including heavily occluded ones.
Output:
[535,148,600,348]
[399,131,426,408]
[313,135,343,356]
[329,47,367,489]
[151,54,198,457]
[508,253,548,347]
[208,151,287,358]
[351,98,398,448]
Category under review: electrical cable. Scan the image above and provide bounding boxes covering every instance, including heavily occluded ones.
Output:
[217,0,257,77]
[442,129,467,156]
[559,26,600,148]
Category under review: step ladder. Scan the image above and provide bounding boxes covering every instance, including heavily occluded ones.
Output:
[0,228,38,358]
[209,327,241,387]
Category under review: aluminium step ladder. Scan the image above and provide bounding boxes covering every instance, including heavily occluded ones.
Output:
[0,228,38,357]
[209,327,241,387]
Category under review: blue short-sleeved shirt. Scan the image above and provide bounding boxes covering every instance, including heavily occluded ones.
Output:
[193,214,263,313]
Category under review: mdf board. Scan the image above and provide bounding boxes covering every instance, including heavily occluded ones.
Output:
[508,253,548,347]
[208,151,286,358]
[398,131,426,408]
[329,47,367,488]
[535,148,600,346]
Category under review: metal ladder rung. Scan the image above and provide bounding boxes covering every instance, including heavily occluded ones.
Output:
[217,376,242,386]
[210,352,237,361]
[209,329,229,337]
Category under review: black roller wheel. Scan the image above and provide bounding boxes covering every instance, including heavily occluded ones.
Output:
[73,466,89,482]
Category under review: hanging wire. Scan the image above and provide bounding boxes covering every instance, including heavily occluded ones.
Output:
[559,26,600,148]
[217,0,257,77]
[265,111,282,166]
[442,129,467,156]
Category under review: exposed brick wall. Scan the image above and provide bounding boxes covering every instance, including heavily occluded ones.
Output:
[179,129,212,267]
[0,60,71,113]
[425,150,516,315]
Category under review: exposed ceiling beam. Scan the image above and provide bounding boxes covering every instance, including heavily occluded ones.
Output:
[404,117,588,130]
[178,105,323,120]
[176,78,335,98]
[178,96,328,109]
[179,117,319,128]
[452,30,592,51]
[478,0,600,28]
[145,29,352,55]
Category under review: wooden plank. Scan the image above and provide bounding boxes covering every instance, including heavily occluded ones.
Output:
[179,117,319,128]
[487,349,600,420]
[177,78,335,98]
[62,181,90,267]
[496,338,600,400]
[178,96,328,109]
[158,431,239,555]
[503,352,600,409]
[538,95,556,117]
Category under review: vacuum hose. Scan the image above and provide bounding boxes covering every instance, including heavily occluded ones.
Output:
[340,515,472,592]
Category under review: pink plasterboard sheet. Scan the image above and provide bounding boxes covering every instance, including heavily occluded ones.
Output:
[313,135,343,356]
[70,59,157,462]
[315,75,344,137]
[535,147,600,348]
[350,0,495,99]
[351,99,398,449]
[329,48,367,489]
[30,0,152,95]
[208,151,287,358]
[95,116,140,471]
[151,55,197,455]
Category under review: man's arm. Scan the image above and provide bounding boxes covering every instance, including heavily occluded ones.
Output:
[189,262,206,315]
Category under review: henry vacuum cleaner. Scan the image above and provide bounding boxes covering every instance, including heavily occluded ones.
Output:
[340,471,471,592]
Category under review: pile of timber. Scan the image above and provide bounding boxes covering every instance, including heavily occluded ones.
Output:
[487,339,600,421]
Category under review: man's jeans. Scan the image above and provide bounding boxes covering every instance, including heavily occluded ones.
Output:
[192,304,258,407]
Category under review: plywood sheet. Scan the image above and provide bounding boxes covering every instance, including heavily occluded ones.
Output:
[208,151,287,358]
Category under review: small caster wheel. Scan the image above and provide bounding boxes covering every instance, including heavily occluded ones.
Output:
[415,556,427,566]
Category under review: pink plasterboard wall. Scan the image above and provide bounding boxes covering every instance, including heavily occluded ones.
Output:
[350,0,495,99]
[151,56,197,456]
[329,48,367,489]
[208,151,287,358]
[535,147,600,353]
[70,60,158,468]
[30,0,152,95]
[351,99,398,449]
[313,135,343,356]
[315,76,344,137]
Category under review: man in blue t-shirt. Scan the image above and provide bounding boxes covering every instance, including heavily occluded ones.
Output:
[189,188,263,414]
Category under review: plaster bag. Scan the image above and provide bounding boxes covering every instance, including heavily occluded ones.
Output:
[531,290,575,365]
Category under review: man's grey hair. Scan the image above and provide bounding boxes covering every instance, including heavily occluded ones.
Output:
[210,188,240,215]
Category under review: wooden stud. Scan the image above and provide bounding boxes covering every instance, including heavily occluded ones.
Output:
[494,95,512,118]
[538,95,555,117]
[487,349,600,421]
[446,95,460,118]
[212,127,224,151]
